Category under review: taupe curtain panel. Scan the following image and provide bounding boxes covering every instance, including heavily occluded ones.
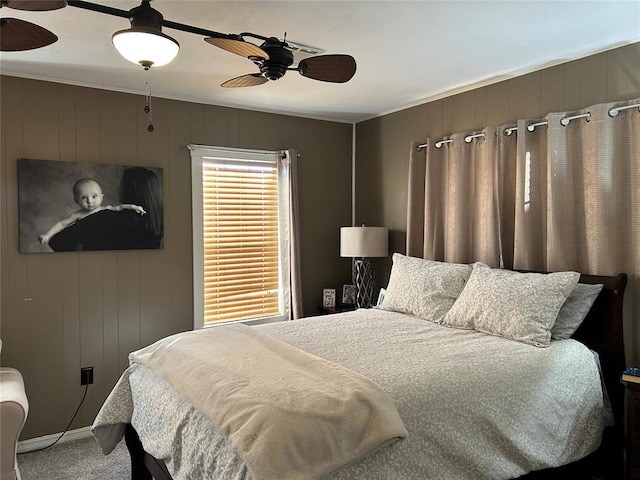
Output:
[408,98,640,356]
[408,127,503,266]
[284,149,303,319]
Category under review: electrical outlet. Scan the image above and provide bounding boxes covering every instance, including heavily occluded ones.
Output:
[81,366,94,386]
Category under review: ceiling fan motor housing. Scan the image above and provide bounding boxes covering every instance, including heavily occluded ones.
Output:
[129,1,164,31]
[257,38,294,80]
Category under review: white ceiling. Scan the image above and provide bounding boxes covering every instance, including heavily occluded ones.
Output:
[1,1,639,123]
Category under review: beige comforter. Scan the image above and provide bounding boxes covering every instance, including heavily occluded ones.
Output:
[125,324,407,480]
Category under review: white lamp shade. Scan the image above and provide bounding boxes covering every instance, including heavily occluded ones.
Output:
[112,28,179,68]
[340,226,388,258]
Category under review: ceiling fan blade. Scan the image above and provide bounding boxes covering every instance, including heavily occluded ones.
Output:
[298,54,356,83]
[3,0,67,11]
[205,37,268,60]
[221,73,268,88]
[0,18,58,51]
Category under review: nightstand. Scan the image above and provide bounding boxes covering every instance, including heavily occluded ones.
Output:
[317,305,356,315]
[623,379,640,479]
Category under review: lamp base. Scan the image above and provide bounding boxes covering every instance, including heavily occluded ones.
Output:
[353,259,375,308]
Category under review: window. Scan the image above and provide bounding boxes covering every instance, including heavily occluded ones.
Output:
[189,145,291,328]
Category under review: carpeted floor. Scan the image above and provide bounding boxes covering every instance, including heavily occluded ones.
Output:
[17,436,130,480]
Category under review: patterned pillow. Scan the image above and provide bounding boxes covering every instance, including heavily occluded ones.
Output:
[380,253,472,322]
[551,283,603,340]
[442,263,580,347]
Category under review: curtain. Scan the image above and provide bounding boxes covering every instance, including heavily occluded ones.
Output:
[283,149,303,319]
[407,127,502,266]
[407,97,640,361]
[524,102,640,277]
[505,119,549,270]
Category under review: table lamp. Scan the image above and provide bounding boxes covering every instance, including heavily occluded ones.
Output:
[340,226,388,308]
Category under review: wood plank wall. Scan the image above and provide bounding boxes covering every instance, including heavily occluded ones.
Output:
[354,41,640,360]
[0,76,353,440]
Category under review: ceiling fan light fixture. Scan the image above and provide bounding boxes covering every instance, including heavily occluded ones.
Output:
[111,0,179,69]
[112,28,179,68]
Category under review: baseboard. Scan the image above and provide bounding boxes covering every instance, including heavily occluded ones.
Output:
[17,426,93,453]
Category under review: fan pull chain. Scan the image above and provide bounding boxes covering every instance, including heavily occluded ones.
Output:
[144,69,154,133]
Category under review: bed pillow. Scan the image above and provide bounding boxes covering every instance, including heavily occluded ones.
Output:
[551,283,603,340]
[442,263,580,347]
[380,253,472,322]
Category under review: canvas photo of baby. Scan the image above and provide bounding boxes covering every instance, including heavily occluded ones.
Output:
[38,177,146,245]
[18,158,163,253]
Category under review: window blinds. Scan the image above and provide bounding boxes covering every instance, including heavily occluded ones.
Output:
[202,161,280,324]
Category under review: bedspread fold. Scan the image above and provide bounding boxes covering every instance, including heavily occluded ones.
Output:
[99,324,407,480]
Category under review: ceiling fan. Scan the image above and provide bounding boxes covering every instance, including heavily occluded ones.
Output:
[0,0,357,87]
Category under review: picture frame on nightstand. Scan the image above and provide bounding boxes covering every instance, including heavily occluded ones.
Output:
[322,288,336,308]
[342,284,356,305]
[376,288,386,307]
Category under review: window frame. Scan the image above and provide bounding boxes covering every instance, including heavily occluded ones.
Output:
[189,144,289,329]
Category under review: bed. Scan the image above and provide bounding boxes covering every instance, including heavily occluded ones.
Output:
[92,257,628,480]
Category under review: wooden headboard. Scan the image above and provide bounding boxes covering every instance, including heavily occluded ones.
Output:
[572,273,628,429]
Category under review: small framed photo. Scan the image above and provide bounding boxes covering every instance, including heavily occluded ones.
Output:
[322,288,336,308]
[342,284,356,305]
[376,288,386,307]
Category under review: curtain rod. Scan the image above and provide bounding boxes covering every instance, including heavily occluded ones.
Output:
[609,103,640,117]
[418,102,640,149]
[560,112,590,126]
[504,120,549,135]
[418,132,487,150]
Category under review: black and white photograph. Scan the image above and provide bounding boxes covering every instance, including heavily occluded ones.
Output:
[341,284,356,305]
[18,158,164,253]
